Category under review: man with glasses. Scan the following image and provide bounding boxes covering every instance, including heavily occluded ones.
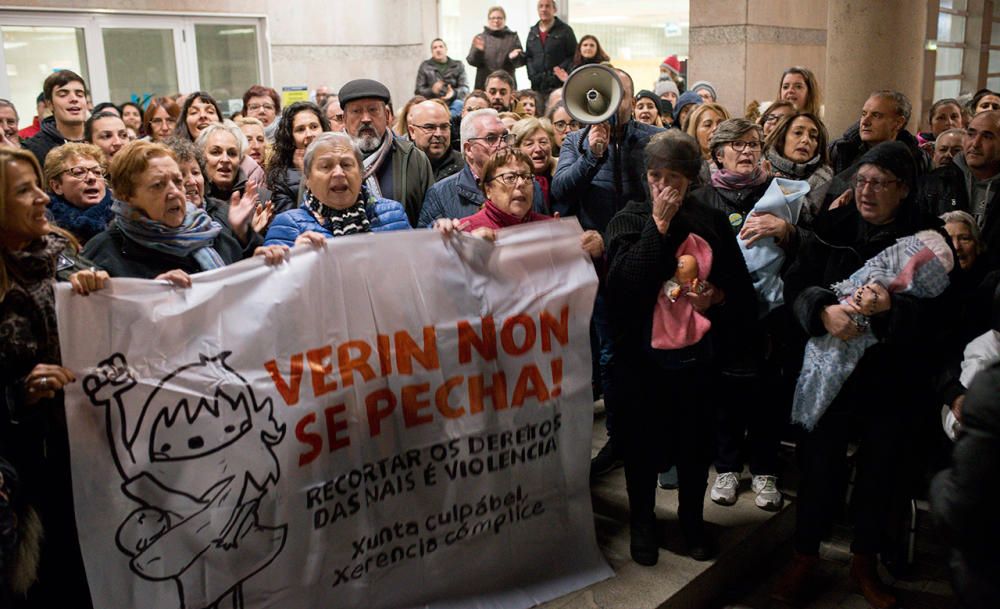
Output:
[919,110,1000,271]
[339,78,433,227]
[24,70,89,169]
[418,108,540,227]
[407,99,464,182]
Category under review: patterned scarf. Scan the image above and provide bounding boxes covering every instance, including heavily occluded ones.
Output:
[764,148,822,180]
[361,130,394,198]
[304,187,372,236]
[711,166,768,191]
[112,199,226,271]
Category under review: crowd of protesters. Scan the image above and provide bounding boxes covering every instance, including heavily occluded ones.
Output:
[2,2,1000,608]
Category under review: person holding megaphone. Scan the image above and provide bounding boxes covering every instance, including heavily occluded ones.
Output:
[551,65,663,478]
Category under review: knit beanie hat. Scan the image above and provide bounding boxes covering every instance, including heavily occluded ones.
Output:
[661,55,682,77]
[855,141,917,192]
[635,90,663,115]
[654,78,679,98]
[690,81,717,101]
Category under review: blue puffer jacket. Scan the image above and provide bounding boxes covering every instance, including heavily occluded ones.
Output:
[552,119,663,233]
[263,198,410,247]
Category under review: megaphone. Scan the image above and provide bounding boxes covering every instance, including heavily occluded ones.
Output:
[563,64,624,125]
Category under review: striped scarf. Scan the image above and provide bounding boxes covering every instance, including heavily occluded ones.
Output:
[304,188,372,236]
[112,200,226,271]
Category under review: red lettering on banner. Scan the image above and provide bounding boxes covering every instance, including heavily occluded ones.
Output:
[323,403,351,452]
[435,377,465,418]
[307,346,338,397]
[376,334,392,376]
[338,340,376,388]
[395,327,440,374]
[296,412,322,466]
[265,354,304,406]
[512,364,550,407]
[457,317,497,364]
[366,388,397,436]
[500,315,536,356]
[540,306,569,352]
[468,372,508,414]
[402,383,433,428]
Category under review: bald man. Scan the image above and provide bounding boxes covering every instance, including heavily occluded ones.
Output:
[407,99,464,182]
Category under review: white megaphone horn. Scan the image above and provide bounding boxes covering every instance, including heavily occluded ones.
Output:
[562,64,624,125]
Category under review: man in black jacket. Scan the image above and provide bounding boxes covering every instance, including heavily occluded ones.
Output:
[525,0,577,98]
[22,70,88,169]
[414,39,469,117]
[918,110,1000,271]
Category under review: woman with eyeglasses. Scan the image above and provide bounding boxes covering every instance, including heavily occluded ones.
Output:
[776,141,944,609]
[689,118,798,516]
[142,97,180,142]
[42,143,115,244]
[242,85,281,130]
[757,100,795,139]
[266,101,330,215]
[467,6,526,91]
[544,101,580,155]
[762,112,833,229]
[433,148,603,257]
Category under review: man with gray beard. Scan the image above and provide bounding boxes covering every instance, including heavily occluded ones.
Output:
[339,79,433,226]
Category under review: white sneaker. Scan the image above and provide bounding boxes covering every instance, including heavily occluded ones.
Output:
[710,472,740,505]
[752,475,783,510]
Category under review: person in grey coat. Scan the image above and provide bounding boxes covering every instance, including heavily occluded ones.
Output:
[467,6,526,90]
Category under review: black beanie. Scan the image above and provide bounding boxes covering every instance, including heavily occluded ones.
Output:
[855,141,917,192]
[634,90,663,116]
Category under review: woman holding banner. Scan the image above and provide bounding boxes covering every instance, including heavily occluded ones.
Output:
[83,141,286,283]
[0,146,109,606]
[605,130,756,566]
[263,132,410,247]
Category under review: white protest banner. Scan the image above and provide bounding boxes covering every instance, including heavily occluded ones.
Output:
[56,219,611,609]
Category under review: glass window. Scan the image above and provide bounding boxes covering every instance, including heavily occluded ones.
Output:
[102,28,179,105]
[990,49,1000,72]
[935,78,961,101]
[1,25,89,131]
[936,48,964,76]
[988,76,1000,91]
[938,13,966,43]
[993,21,1000,46]
[195,24,260,116]
[941,0,968,9]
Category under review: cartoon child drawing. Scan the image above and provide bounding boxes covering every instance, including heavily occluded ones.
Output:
[84,352,287,609]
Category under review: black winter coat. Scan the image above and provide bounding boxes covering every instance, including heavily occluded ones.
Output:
[917,161,1000,271]
[414,57,469,101]
[466,27,525,90]
[22,117,81,169]
[267,167,303,215]
[606,196,758,375]
[828,123,927,177]
[931,362,1000,609]
[82,223,251,279]
[525,17,577,96]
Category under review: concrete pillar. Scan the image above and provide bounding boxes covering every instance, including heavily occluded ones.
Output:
[825,0,928,137]
[688,0,828,121]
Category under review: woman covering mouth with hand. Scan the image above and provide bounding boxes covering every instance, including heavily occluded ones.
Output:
[83,140,284,282]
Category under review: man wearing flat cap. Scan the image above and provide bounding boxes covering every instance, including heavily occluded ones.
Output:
[339,78,433,226]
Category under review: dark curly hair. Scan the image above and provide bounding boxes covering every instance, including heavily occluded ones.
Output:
[173,91,222,141]
[265,101,330,189]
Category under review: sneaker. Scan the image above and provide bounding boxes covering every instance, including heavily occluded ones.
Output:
[752,475,783,510]
[657,466,678,490]
[710,471,740,505]
[590,440,623,478]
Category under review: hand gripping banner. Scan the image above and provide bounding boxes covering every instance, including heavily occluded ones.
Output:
[56,219,611,609]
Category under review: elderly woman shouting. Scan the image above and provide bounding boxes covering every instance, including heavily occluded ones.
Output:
[1,147,108,606]
[605,131,756,566]
[43,142,114,244]
[264,132,410,247]
[83,141,285,283]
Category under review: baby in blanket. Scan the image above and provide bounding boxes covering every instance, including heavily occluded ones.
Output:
[792,230,954,430]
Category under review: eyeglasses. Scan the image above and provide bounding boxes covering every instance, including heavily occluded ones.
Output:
[469,132,513,149]
[763,113,786,124]
[63,165,104,180]
[413,123,450,134]
[150,117,177,126]
[329,113,344,123]
[852,176,899,192]
[246,103,276,112]
[552,119,580,132]
[729,140,762,152]
[489,171,533,186]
